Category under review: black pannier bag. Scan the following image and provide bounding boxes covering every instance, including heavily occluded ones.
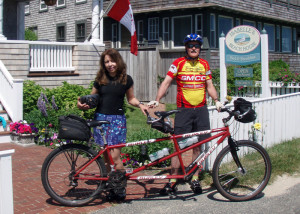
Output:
[58,114,91,141]
[233,98,257,123]
[151,120,174,134]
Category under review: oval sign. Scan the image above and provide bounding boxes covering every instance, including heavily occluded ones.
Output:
[225,25,260,54]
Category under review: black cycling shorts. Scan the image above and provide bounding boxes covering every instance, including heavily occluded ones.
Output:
[174,105,211,142]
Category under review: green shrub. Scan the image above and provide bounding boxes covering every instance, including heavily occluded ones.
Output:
[123,128,173,166]
[211,60,297,96]
[23,80,45,114]
[25,28,38,41]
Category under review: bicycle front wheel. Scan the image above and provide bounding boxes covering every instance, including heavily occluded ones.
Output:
[41,144,107,206]
[212,140,271,201]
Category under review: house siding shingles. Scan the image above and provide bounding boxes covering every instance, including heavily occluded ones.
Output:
[25,0,92,42]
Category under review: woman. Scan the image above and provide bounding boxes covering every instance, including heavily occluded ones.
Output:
[77,48,148,200]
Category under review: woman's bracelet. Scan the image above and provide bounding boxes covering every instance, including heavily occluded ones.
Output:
[138,102,144,107]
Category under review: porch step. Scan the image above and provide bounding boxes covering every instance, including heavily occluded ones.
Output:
[0,131,11,144]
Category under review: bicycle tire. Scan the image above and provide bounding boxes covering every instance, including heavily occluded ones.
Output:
[212,140,271,201]
[41,144,107,206]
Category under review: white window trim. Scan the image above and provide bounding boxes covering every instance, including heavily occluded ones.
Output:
[111,23,118,48]
[171,15,192,49]
[195,14,203,36]
[57,0,66,7]
[40,0,47,12]
[25,2,30,15]
[162,17,169,49]
[76,0,87,3]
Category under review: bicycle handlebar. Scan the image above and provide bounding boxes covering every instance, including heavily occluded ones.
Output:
[146,104,242,125]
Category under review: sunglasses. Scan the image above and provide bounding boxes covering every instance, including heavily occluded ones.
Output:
[186,44,201,49]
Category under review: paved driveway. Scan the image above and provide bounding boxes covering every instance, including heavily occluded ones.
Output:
[92,179,300,214]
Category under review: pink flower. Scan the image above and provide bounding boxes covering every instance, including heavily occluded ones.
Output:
[48,123,53,128]
[50,142,53,146]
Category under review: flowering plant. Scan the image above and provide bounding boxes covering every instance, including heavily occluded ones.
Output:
[248,122,262,142]
[121,153,140,168]
[9,121,38,134]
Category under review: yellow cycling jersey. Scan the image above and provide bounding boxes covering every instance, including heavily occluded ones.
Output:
[167,56,212,108]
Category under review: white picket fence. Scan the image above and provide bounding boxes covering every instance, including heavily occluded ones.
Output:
[204,92,300,169]
[29,41,75,72]
[234,81,300,98]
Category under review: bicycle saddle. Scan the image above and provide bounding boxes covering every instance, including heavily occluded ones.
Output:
[154,110,180,118]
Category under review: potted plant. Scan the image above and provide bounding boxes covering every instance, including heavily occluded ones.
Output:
[9,121,38,145]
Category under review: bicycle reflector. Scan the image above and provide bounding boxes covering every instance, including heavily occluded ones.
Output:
[233,98,257,123]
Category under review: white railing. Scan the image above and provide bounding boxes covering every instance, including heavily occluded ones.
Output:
[0,60,23,122]
[0,149,15,214]
[29,41,75,72]
[233,81,300,98]
[205,92,300,169]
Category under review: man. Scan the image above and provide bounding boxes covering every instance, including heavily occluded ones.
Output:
[148,33,223,195]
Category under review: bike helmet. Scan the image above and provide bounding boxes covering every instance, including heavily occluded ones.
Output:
[183,34,203,46]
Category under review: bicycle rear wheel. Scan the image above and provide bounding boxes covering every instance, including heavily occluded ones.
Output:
[212,140,271,201]
[41,144,107,206]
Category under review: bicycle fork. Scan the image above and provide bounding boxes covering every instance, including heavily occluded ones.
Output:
[228,137,246,174]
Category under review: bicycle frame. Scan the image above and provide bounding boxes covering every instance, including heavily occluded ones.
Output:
[73,125,231,182]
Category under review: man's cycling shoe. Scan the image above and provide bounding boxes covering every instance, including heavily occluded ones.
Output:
[190,180,202,194]
[115,187,126,201]
[159,182,178,196]
[106,188,126,201]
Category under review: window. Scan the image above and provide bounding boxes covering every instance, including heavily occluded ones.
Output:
[137,20,143,42]
[148,17,159,41]
[243,20,255,27]
[75,20,86,42]
[257,22,262,32]
[56,23,66,42]
[236,18,241,26]
[76,0,87,4]
[111,23,118,48]
[195,14,203,36]
[264,23,275,51]
[218,16,233,36]
[40,0,47,12]
[276,25,281,52]
[162,18,169,48]
[210,14,216,48]
[57,0,65,8]
[292,28,297,53]
[172,16,192,47]
[282,26,292,52]
[25,2,30,15]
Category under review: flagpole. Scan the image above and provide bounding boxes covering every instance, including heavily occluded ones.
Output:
[85,0,116,42]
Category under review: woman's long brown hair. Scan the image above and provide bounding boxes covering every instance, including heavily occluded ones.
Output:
[95,48,127,85]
